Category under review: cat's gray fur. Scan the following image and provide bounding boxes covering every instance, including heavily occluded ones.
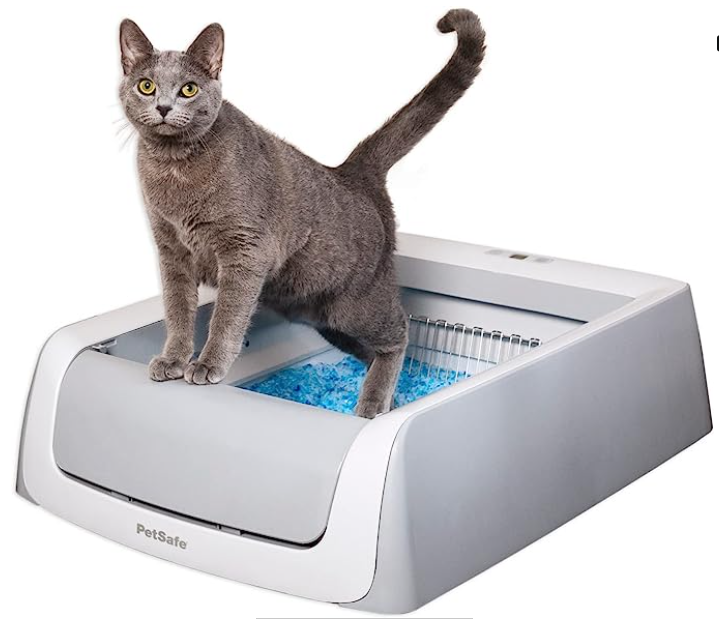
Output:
[119,10,485,418]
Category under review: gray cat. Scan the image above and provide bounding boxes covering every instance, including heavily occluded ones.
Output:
[119,10,485,418]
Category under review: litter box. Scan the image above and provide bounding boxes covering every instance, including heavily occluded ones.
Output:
[16,233,712,613]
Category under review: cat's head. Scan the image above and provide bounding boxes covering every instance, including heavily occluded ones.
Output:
[119,20,224,141]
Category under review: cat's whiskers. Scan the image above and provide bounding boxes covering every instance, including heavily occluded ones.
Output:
[114,119,132,137]
[115,120,138,151]
[120,129,138,151]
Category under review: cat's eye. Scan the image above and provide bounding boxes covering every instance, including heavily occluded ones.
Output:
[180,82,199,98]
[137,79,156,95]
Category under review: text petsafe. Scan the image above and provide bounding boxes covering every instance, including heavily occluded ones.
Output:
[136,523,188,549]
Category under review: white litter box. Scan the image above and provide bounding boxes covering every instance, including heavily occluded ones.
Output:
[16,233,712,613]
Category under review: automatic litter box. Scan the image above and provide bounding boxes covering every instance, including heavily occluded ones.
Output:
[17,233,712,613]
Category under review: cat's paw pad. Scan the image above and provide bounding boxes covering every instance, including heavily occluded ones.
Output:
[184,360,227,385]
[149,356,187,381]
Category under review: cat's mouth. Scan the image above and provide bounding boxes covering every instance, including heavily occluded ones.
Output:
[133,112,191,137]
[150,121,186,136]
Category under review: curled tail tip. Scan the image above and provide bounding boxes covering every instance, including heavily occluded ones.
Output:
[437,8,484,37]
[437,9,486,66]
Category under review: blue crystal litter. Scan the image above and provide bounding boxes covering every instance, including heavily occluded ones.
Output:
[243,356,466,414]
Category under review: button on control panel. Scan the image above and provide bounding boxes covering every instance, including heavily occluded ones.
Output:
[485,248,554,264]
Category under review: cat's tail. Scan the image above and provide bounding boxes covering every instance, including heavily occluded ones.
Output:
[341,9,486,177]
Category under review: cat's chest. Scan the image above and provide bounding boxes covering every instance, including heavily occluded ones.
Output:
[141,168,214,256]
[141,160,198,208]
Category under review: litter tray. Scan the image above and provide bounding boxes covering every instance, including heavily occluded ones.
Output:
[17,233,712,613]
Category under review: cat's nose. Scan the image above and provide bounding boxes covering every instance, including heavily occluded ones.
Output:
[156,105,172,118]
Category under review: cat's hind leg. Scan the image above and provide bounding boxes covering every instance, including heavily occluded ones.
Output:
[317,327,375,365]
[355,343,406,418]
[327,288,408,419]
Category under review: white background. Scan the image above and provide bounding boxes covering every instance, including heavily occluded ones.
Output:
[1,0,717,617]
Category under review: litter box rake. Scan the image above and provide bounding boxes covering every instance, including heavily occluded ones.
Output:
[406,314,541,381]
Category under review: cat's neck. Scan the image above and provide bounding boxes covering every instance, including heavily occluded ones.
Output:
[139,129,212,162]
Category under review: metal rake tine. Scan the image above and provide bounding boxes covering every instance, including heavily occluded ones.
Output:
[466,328,476,377]
[453,324,466,383]
[407,315,417,374]
[474,327,485,375]
[417,316,431,376]
[428,320,441,377]
[441,320,452,380]
[490,330,502,366]
[461,325,472,378]
[510,333,521,359]
[447,324,459,381]
[434,320,448,378]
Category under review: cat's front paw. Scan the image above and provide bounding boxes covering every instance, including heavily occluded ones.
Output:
[149,355,188,381]
[354,398,388,420]
[184,360,228,385]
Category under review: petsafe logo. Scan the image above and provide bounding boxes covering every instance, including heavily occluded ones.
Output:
[136,523,188,549]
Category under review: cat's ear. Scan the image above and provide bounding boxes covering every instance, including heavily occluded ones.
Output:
[186,24,224,79]
[120,19,154,75]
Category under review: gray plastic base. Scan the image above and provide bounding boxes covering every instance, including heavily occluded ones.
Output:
[16,234,712,612]
[345,287,712,613]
